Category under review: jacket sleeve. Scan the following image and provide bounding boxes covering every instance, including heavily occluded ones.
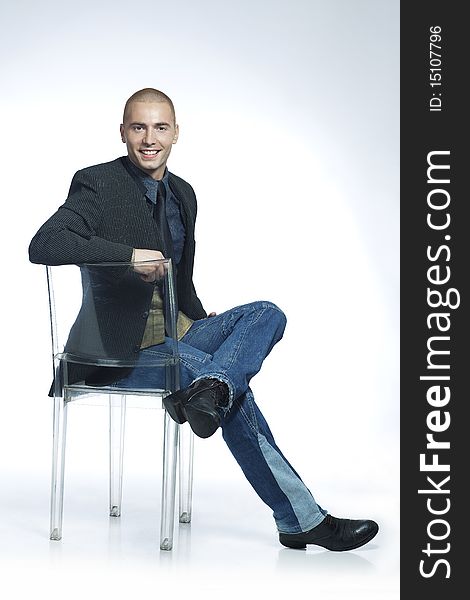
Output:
[190,280,207,318]
[29,169,134,266]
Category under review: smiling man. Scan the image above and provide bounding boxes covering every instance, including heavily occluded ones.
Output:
[120,91,178,179]
[29,88,379,551]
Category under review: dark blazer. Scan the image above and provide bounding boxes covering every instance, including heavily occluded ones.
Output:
[29,157,207,389]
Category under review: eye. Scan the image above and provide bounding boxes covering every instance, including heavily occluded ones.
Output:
[133,125,144,132]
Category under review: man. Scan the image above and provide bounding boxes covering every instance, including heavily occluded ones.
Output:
[29,88,379,551]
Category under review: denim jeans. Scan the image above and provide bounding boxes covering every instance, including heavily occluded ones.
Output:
[114,301,327,534]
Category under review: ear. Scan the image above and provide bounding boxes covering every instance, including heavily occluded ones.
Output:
[172,123,179,144]
[120,124,126,143]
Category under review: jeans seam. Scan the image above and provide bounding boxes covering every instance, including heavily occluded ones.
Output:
[179,353,207,364]
[232,392,259,434]
[184,314,228,341]
[223,307,267,373]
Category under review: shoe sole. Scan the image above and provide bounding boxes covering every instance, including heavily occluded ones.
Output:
[280,523,379,551]
[162,393,221,438]
[185,404,221,438]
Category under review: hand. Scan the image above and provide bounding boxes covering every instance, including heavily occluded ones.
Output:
[132,248,167,282]
[208,312,217,317]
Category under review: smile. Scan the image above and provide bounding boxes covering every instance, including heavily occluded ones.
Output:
[140,150,160,157]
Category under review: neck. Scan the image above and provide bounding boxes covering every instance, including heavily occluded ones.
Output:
[126,155,167,181]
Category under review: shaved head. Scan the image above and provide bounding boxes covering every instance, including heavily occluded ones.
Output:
[123,88,176,124]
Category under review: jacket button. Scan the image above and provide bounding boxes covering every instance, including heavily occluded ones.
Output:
[142,311,149,318]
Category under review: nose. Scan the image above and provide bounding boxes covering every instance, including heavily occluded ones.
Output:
[143,128,157,145]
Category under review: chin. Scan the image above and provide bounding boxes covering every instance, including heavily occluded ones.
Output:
[138,160,159,171]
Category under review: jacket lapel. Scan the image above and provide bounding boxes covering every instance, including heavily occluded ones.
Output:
[168,173,190,232]
[118,157,165,251]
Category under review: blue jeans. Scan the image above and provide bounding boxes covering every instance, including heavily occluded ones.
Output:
[114,301,326,534]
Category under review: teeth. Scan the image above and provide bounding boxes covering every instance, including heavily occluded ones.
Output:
[141,150,158,155]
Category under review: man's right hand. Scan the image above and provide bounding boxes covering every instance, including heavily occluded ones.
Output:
[132,248,167,282]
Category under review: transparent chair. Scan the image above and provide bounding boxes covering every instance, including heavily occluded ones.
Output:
[45,259,194,550]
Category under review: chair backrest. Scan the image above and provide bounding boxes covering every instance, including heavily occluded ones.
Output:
[46,260,179,395]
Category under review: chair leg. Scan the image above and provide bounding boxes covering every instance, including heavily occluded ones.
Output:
[109,394,126,517]
[160,409,179,550]
[50,394,68,540]
[178,424,194,523]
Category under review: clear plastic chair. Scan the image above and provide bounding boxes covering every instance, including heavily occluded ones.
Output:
[45,259,194,550]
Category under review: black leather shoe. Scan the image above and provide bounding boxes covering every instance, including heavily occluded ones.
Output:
[162,378,229,439]
[279,514,379,551]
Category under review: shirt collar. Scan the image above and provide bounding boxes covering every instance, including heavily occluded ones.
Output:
[123,156,170,205]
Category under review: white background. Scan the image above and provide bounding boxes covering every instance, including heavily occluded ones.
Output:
[0,1,399,598]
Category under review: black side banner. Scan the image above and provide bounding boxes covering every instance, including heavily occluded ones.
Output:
[401,1,467,597]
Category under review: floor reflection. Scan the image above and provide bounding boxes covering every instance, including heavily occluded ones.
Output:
[276,545,376,574]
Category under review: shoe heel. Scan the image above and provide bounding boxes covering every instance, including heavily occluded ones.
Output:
[163,396,187,424]
[284,542,306,550]
[279,537,307,549]
[173,402,187,423]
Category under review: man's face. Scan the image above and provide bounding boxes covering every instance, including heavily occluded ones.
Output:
[120,101,179,180]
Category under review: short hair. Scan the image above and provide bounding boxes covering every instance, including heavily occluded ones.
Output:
[122,88,176,124]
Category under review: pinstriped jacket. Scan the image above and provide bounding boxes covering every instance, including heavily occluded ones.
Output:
[29,157,207,387]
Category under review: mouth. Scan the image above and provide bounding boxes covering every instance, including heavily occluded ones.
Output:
[139,149,161,160]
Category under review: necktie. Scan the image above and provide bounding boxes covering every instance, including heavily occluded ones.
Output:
[153,182,178,335]
[154,182,174,260]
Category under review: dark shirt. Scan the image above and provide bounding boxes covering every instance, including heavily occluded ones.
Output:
[122,156,186,265]
[120,156,194,345]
